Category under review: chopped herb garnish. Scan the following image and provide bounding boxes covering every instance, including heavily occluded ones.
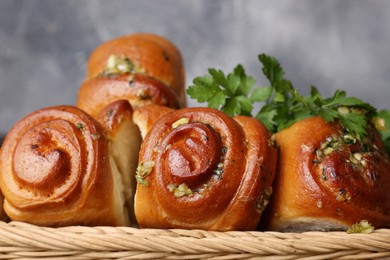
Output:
[256,186,273,213]
[101,55,135,77]
[347,220,375,234]
[91,133,100,140]
[167,183,193,197]
[76,122,85,131]
[321,167,327,181]
[214,168,224,177]
[172,118,190,129]
[135,160,155,186]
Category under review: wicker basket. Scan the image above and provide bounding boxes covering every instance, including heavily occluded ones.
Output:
[0,221,389,259]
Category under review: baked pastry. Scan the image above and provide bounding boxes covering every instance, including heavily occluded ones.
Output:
[134,107,278,231]
[78,73,181,117]
[133,104,174,139]
[0,102,140,226]
[263,116,390,231]
[77,33,186,117]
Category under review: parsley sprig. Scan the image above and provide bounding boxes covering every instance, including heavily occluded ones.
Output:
[187,53,384,141]
[187,65,256,116]
[256,54,377,139]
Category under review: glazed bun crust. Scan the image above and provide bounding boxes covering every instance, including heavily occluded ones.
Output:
[0,105,130,227]
[133,104,174,139]
[86,33,186,107]
[263,116,390,231]
[135,107,277,231]
[77,73,180,117]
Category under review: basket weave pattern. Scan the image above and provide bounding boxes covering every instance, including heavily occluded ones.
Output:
[0,221,389,259]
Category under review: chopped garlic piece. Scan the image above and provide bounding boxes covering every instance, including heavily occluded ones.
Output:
[353,153,362,161]
[135,160,155,186]
[372,117,386,131]
[338,106,350,114]
[172,118,189,128]
[347,220,375,234]
[104,55,135,75]
[107,55,117,69]
[323,147,334,155]
[167,183,193,198]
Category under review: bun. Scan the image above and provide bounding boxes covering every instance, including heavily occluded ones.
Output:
[133,104,174,139]
[77,33,186,116]
[78,73,181,117]
[0,103,139,226]
[263,116,390,231]
[134,107,277,231]
[86,33,185,97]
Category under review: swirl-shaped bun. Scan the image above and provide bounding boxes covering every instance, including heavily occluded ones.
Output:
[77,33,186,116]
[263,116,390,231]
[134,107,277,231]
[0,105,132,226]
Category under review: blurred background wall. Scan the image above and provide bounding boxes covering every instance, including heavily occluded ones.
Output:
[1,0,390,136]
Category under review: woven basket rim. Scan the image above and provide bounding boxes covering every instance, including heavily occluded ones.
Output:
[0,221,389,259]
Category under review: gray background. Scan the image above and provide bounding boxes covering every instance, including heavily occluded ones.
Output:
[1,0,390,136]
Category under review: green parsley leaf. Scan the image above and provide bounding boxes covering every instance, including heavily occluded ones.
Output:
[236,96,253,116]
[338,112,368,140]
[259,53,285,84]
[187,64,257,116]
[377,110,390,154]
[250,86,272,102]
[187,52,382,141]
[234,65,256,96]
[208,91,226,110]
[255,53,377,139]
[256,109,277,131]
[187,76,226,110]
[222,97,240,116]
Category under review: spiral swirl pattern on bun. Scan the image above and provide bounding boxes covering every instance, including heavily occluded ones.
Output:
[134,107,277,231]
[0,105,130,226]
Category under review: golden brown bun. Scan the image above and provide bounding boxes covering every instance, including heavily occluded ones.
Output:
[133,104,174,139]
[263,116,390,231]
[78,73,181,117]
[134,107,277,231]
[83,33,186,107]
[0,105,133,226]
